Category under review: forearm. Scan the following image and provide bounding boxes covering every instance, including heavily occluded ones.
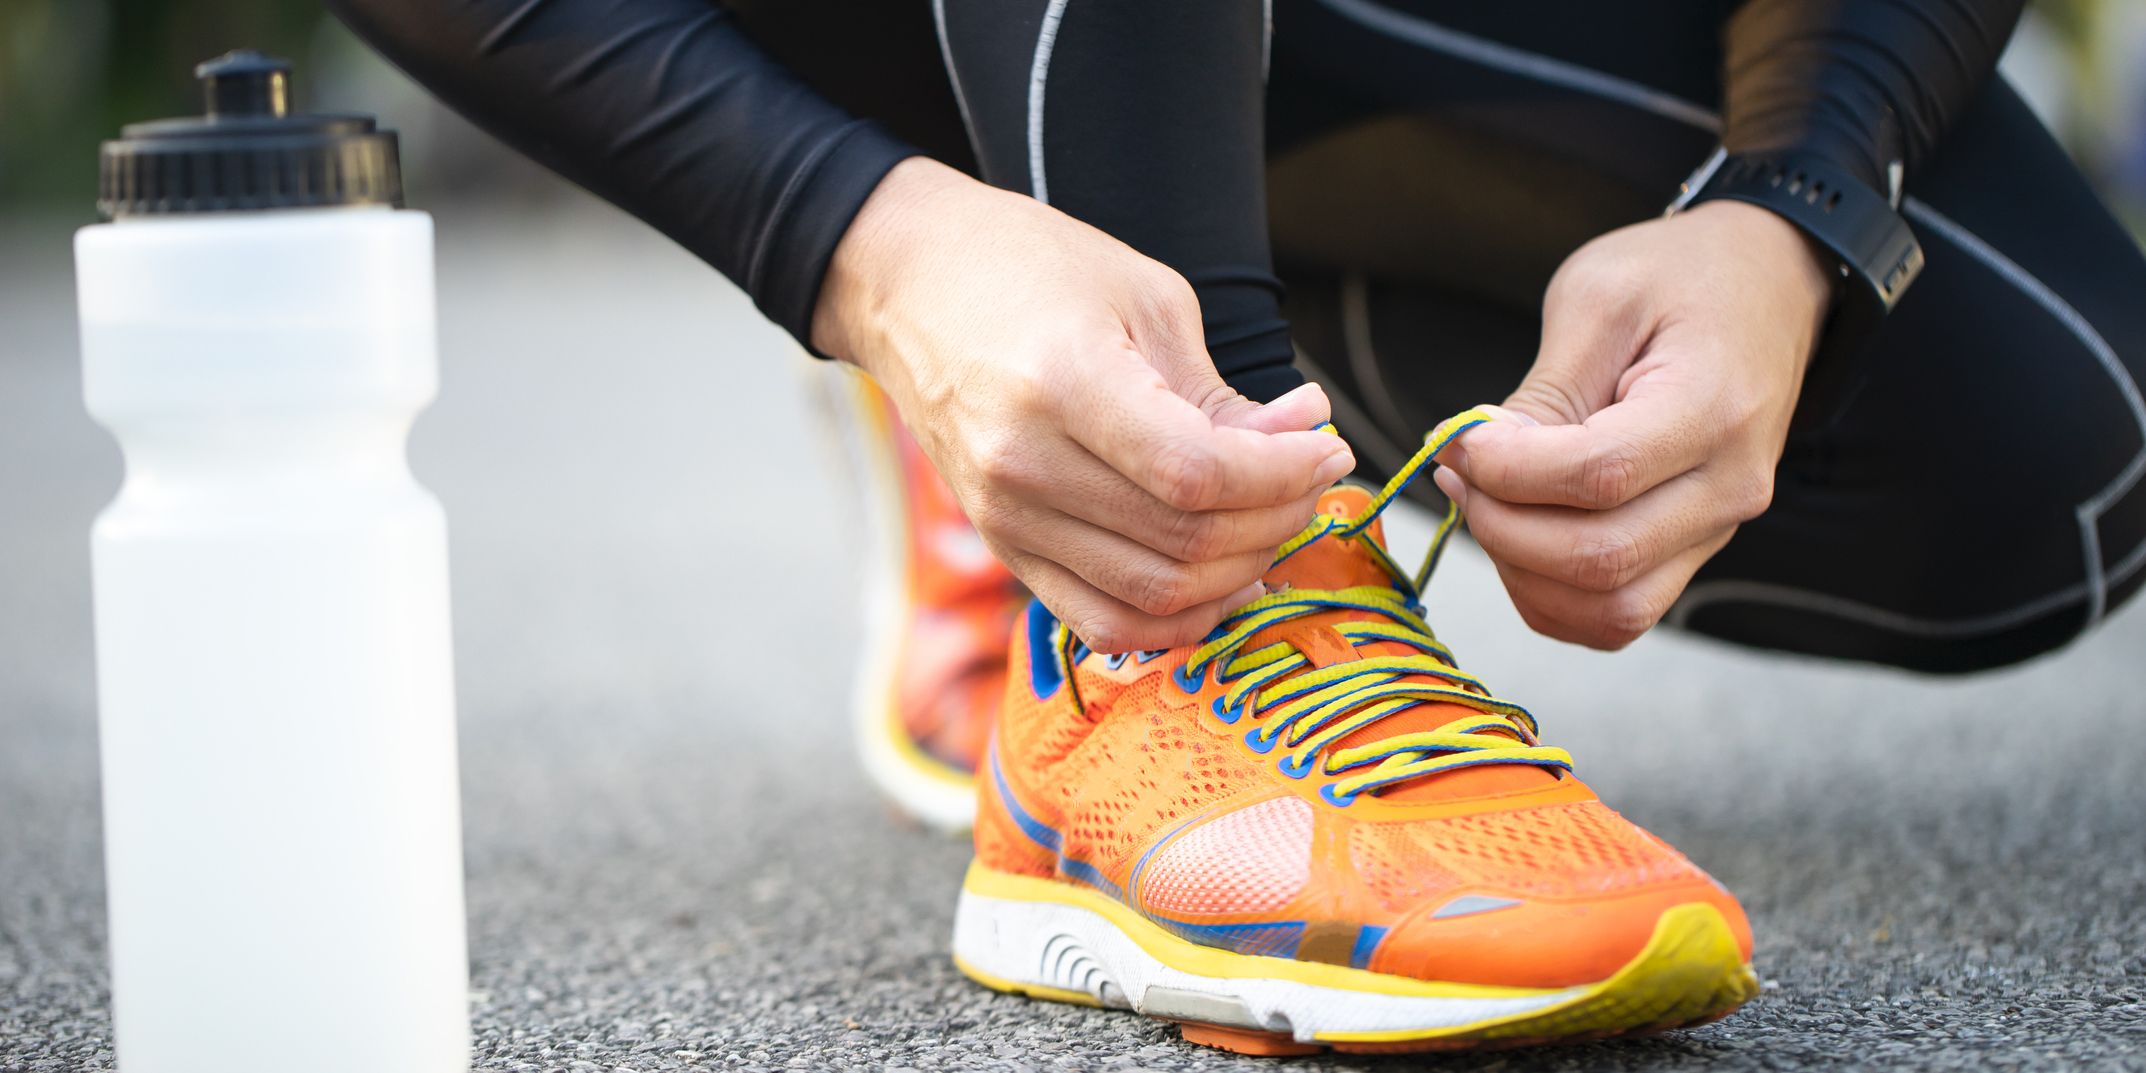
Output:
[1720,0,2026,191]
[939,0,1298,401]
[326,0,915,348]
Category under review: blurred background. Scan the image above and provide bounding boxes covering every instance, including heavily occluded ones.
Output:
[4,3,2146,1071]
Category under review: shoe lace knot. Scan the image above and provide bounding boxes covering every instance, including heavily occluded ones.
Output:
[1172,408,1574,805]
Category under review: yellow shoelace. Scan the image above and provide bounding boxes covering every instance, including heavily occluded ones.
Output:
[1065,408,1573,806]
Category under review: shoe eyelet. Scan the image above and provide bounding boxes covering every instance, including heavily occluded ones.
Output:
[1209,695,1244,725]
[1172,664,1204,694]
[1105,652,1129,670]
[1244,728,1277,754]
[1278,752,1316,780]
[1321,784,1358,807]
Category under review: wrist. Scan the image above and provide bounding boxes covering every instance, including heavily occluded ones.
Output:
[810,156,965,370]
[1688,200,1833,319]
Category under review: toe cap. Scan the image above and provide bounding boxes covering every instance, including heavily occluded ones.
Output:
[1368,880,1753,988]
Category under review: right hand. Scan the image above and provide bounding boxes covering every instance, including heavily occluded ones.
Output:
[813,158,1353,652]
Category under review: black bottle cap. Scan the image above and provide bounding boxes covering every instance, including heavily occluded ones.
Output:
[97,50,403,219]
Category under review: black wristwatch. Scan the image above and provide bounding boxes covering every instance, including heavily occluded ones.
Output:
[1667,147,1926,424]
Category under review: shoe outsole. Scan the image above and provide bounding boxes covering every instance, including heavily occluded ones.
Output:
[951,862,1758,1055]
[834,366,980,833]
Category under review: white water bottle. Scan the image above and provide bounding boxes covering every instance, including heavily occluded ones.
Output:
[75,52,470,1073]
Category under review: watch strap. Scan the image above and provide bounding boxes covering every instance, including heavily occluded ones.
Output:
[1673,149,1925,313]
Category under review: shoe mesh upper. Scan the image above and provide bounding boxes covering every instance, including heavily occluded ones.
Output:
[1140,796,1313,917]
[1349,801,1702,899]
[1055,676,1267,874]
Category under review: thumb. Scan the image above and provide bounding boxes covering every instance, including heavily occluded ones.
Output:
[1504,285,1640,425]
[1216,381,1335,434]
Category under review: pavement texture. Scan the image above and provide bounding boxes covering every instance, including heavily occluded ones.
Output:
[3,203,2145,1073]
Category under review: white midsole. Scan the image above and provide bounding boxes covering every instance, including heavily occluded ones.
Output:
[951,887,1583,1041]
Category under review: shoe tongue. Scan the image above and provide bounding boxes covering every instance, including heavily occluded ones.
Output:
[1256,485,1556,802]
[1263,486,1391,592]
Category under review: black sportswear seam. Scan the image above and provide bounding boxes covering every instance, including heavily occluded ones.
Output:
[475,0,555,55]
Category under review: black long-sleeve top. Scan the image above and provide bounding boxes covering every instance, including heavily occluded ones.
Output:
[326,0,2024,351]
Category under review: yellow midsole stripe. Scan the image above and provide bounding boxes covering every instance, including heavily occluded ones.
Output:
[952,953,1103,1008]
[1311,904,1745,1043]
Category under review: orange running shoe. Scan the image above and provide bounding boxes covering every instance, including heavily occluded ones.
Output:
[843,372,1027,831]
[953,410,1757,1055]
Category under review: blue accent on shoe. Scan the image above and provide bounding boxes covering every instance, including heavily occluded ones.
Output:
[1172,663,1203,694]
[1024,600,1062,700]
[1321,783,1358,807]
[988,740,1062,854]
[988,742,1128,900]
[1349,925,1389,970]
[1209,695,1244,725]
[1129,812,1206,906]
[1058,856,1126,902]
[1151,918,1306,960]
[1278,752,1317,779]
[1244,728,1277,754]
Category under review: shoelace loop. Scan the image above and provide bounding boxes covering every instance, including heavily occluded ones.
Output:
[1161,409,1574,804]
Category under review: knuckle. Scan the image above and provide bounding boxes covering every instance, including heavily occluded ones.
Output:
[1569,533,1643,593]
[1131,560,1197,617]
[1732,470,1776,520]
[1010,362,1055,407]
[1151,442,1222,511]
[969,431,1027,486]
[1143,269,1202,327]
[1549,246,1624,304]
[1164,510,1229,562]
[1575,441,1642,508]
[1591,590,1663,650]
[1072,613,1128,656]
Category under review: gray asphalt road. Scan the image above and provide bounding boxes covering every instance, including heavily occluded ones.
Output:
[3,203,2144,1072]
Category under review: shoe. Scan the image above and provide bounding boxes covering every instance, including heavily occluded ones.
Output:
[953,409,1757,1054]
[842,372,1028,831]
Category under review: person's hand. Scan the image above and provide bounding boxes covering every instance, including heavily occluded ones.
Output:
[1433,200,1832,649]
[814,158,1353,652]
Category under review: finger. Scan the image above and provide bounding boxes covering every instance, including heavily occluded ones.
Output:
[985,500,1272,616]
[1452,468,1728,594]
[1059,353,1352,511]
[1001,549,1265,654]
[1210,382,1338,436]
[1003,449,1326,561]
[1493,530,1733,650]
[1440,388,1716,510]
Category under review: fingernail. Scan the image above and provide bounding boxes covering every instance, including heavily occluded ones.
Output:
[1433,467,1468,508]
[1268,383,1316,407]
[1314,449,1355,486]
[1478,404,1540,427]
[1226,580,1267,612]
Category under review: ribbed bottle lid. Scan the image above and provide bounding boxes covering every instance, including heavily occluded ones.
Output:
[97,50,402,219]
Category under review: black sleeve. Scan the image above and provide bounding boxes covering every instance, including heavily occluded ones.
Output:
[1720,0,2027,191]
[325,0,917,352]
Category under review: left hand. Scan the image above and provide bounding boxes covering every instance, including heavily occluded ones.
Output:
[1433,200,1833,649]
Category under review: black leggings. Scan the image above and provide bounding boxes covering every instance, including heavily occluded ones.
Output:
[572,0,2144,675]
[742,0,2146,674]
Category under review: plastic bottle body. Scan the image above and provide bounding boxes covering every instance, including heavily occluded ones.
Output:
[76,207,470,1073]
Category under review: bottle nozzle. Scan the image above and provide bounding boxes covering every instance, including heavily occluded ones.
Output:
[196,50,291,119]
